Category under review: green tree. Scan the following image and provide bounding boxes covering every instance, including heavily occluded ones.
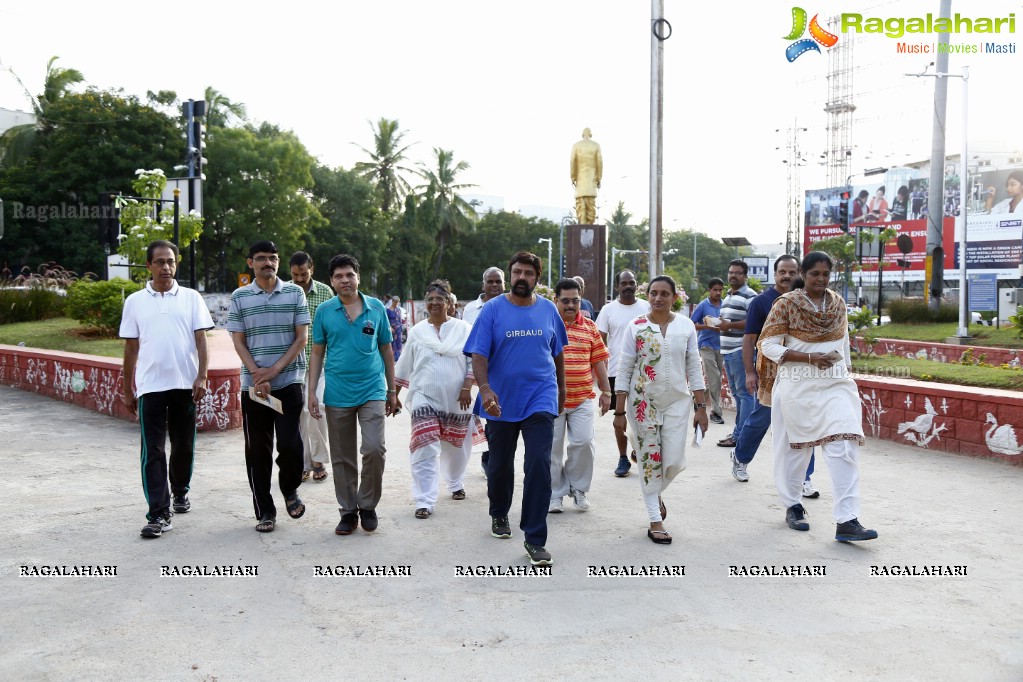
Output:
[353,118,415,215]
[384,194,436,299]
[199,123,326,290]
[417,148,477,280]
[663,229,736,298]
[305,164,389,286]
[204,86,247,130]
[0,89,180,274]
[0,56,85,167]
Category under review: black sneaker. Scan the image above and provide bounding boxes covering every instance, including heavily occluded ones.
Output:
[836,518,878,542]
[140,515,172,538]
[524,542,553,566]
[785,504,810,531]
[491,516,512,538]
[335,511,359,536]
[709,413,725,425]
[359,508,378,532]
[614,456,631,477]
[172,495,190,513]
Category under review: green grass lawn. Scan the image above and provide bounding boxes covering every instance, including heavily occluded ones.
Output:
[852,355,1023,391]
[865,322,1023,348]
[0,318,124,358]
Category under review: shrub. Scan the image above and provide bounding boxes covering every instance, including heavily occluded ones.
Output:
[0,287,67,325]
[65,278,141,334]
[887,298,959,324]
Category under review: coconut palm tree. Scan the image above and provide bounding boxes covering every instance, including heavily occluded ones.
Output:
[353,118,415,215]
[0,56,84,167]
[203,86,247,129]
[417,147,477,279]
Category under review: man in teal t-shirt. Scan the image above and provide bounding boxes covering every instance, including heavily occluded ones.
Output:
[308,254,398,537]
[464,251,567,567]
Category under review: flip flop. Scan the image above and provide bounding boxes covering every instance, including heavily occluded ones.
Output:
[301,471,311,482]
[647,528,672,544]
[312,464,327,482]
[255,516,276,533]
[659,496,667,520]
[451,489,466,500]
[285,493,306,519]
[415,508,431,519]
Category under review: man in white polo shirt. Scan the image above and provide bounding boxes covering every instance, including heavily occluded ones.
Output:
[121,240,214,538]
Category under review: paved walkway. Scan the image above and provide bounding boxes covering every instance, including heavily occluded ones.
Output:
[1,384,1020,681]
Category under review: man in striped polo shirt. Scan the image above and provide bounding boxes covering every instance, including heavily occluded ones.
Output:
[549,278,611,513]
[717,259,757,449]
[229,240,311,533]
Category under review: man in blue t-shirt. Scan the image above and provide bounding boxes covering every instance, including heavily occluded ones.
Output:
[691,278,726,424]
[730,255,817,497]
[308,254,398,537]
[464,252,567,567]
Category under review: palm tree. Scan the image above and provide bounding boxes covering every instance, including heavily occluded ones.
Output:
[353,118,415,214]
[203,86,247,129]
[417,147,477,279]
[0,56,84,167]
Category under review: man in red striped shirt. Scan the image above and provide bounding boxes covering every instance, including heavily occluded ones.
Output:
[549,278,612,513]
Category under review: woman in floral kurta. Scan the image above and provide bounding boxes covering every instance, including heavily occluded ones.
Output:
[613,276,708,544]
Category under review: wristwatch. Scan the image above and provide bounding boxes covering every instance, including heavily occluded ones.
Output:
[694,402,707,409]
[601,390,612,397]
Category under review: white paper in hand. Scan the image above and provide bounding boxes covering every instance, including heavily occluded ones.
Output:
[692,423,705,447]
[248,387,284,414]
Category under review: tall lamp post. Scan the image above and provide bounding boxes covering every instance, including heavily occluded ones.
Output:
[538,237,553,288]
[906,65,970,339]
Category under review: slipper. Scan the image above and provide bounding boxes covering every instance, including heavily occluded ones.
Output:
[717,437,736,448]
[301,471,311,482]
[647,528,672,544]
[451,489,466,500]
[255,516,276,533]
[285,493,306,519]
[312,464,327,482]
[415,508,431,519]
[659,496,667,520]
[630,450,637,464]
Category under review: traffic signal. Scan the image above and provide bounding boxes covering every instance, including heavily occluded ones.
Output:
[838,191,851,232]
[192,120,207,178]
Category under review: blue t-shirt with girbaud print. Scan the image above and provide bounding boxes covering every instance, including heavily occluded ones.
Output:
[463,294,568,422]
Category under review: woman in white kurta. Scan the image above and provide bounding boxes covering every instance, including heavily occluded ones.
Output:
[395,280,486,518]
[757,251,877,542]
[613,276,708,544]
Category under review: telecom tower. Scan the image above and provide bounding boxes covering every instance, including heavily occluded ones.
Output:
[782,123,807,258]
[824,18,855,188]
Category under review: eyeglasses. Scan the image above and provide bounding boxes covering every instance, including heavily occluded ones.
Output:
[150,258,177,267]
[253,255,279,263]
[558,297,581,305]
[425,297,448,304]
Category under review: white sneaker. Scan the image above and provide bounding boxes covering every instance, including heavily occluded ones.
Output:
[571,490,590,511]
[548,498,564,513]
[730,450,749,482]
[802,480,820,498]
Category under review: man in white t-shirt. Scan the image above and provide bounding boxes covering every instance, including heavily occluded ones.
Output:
[461,266,505,326]
[595,270,650,477]
[120,240,215,539]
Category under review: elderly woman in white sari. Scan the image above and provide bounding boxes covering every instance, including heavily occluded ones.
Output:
[756,251,878,542]
[395,280,486,519]
[613,276,708,544]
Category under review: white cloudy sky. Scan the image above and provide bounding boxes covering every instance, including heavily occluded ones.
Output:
[0,0,1017,246]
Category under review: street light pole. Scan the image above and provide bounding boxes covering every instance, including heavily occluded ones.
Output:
[538,237,553,288]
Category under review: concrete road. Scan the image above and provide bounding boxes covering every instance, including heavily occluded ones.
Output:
[0,384,1020,681]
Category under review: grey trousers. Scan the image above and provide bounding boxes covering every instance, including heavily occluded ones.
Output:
[699,346,724,417]
[325,401,386,513]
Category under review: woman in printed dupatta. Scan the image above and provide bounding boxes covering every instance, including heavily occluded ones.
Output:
[395,280,486,519]
[613,276,708,544]
[756,251,878,542]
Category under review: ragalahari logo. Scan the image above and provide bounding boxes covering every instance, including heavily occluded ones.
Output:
[784,7,839,62]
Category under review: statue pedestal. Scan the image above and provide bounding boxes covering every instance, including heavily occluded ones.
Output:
[564,224,606,314]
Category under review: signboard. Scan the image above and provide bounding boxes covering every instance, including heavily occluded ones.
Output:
[746,257,770,284]
[238,273,251,287]
[969,273,997,311]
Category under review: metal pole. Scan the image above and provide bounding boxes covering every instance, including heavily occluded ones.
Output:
[648,0,665,280]
[926,0,951,310]
[957,66,970,337]
[610,247,617,296]
[692,230,697,288]
[172,188,180,246]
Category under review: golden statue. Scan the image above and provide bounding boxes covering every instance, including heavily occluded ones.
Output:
[570,127,602,225]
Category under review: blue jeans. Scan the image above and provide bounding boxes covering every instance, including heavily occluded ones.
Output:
[486,412,555,547]
[735,399,816,480]
[722,351,753,440]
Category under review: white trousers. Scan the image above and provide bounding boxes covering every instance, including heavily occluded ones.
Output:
[550,399,596,499]
[301,370,329,470]
[409,431,471,511]
[642,489,662,523]
[772,405,861,523]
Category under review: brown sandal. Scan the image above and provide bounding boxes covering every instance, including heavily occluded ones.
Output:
[451,489,466,500]
[647,528,672,544]
[415,508,431,519]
